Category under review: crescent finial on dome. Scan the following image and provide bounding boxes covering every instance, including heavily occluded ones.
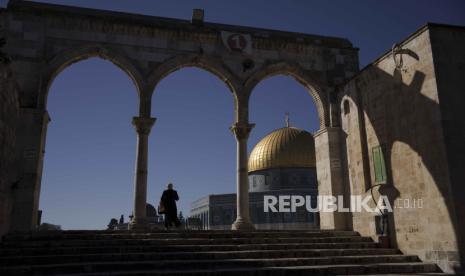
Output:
[285,112,290,127]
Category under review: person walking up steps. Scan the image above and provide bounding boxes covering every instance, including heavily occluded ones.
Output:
[160,183,181,229]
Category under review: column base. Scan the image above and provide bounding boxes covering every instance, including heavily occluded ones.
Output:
[129,218,148,231]
[231,218,255,231]
[319,212,347,230]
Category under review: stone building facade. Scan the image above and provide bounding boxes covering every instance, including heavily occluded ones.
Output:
[0,0,463,273]
[191,190,318,230]
[339,24,465,272]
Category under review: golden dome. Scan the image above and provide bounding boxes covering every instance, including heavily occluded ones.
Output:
[248,127,316,173]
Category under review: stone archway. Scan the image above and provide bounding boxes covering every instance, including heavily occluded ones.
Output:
[244,61,329,129]
[11,45,143,231]
[2,0,358,232]
[243,61,349,230]
[39,44,145,110]
[146,54,240,117]
[128,55,241,229]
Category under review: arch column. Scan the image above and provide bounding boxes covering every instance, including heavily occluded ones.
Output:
[130,116,156,230]
[231,122,255,231]
[11,108,50,231]
[314,126,348,230]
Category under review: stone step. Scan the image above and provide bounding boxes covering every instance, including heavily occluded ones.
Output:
[0,236,372,248]
[3,230,358,241]
[0,248,401,266]
[83,263,440,275]
[0,255,436,275]
[0,230,441,275]
[6,229,356,234]
[0,241,379,256]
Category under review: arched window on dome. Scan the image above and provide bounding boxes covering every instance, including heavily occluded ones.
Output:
[343,99,351,115]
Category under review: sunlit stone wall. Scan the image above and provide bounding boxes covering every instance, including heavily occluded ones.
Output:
[341,25,464,273]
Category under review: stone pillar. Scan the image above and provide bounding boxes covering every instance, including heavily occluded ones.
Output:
[10,108,50,231]
[130,116,156,230]
[314,127,348,230]
[231,122,255,231]
[0,65,19,236]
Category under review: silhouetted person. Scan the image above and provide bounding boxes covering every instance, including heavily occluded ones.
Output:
[119,215,124,225]
[161,183,181,229]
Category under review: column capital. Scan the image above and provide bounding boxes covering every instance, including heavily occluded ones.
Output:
[230,122,255,140]
[314,126,341,138]
[132,117,156,135]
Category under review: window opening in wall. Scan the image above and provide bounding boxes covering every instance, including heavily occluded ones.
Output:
[343,100,350,115]
[372,145,387,184]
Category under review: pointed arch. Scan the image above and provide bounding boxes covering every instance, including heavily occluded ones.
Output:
[244,61,329,129]
[39,44,144,109]
[147,54,240,117]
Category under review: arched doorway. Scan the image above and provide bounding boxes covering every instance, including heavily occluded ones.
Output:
[245,63,349,230]
[39,57,138,230]
[248,74,320,229]
[148,67,235,226]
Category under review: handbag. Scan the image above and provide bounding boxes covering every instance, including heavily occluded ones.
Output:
[158,201,165,214]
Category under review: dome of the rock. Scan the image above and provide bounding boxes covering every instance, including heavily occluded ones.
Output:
[248,127,316,173]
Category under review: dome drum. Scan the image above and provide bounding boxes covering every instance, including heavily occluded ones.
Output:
[249,167,317,192]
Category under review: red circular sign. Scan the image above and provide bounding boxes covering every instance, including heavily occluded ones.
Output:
[227,34,247,52]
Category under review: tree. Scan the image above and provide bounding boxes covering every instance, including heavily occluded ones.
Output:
[178,212,185,223]
[107,218,118,230]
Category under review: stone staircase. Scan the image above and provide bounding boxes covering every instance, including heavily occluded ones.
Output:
[0,230,441,275]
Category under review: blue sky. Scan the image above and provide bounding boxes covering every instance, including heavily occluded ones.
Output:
[3,0,463,229]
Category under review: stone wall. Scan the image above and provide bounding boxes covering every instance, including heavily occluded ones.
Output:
[341,25,462,273]
[0,63,19,237]
[429,24,465,273]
